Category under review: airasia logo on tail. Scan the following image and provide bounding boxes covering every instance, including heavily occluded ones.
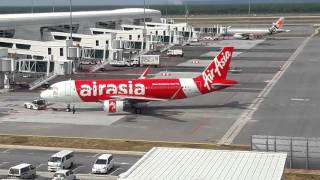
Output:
[202,50,231,90]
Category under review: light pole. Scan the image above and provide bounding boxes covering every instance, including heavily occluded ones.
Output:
[69,0,73,43]
[31,0,34,13]
[248,0,251,15]
[142,0,146,52]
[52,0,55,12]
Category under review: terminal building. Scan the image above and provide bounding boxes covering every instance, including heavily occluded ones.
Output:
[0,8,195,90]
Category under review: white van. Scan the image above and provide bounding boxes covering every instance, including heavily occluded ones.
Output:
[48,150,75,172]
[91,154,114,174]
[8,163,36,179]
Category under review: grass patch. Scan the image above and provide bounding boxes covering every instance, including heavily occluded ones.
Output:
[0,134,249,152]
[285,169,320,180]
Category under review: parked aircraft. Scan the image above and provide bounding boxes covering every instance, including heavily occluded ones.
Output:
[40,47,237,114]
[223,17,289,39]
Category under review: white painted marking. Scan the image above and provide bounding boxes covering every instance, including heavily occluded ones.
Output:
[109,168,124,176]
[0,162,10,167]
[0,149,11,153]
[90,153,100,158]
[218,34,314,145]
[290,98,310,102]
[37,164,46,169]
[72,165,85,173]
[115,162,129,165]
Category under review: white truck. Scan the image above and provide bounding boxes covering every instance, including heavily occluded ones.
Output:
[138,55,160,67]
[167,49,184,57]
[110,55,160,67]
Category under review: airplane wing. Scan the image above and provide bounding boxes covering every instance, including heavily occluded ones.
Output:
[139,66,151,79]
[110,95,168,102]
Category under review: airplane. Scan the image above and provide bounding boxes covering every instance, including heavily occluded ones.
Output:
[40,46,237,114]
[222,17,290,40]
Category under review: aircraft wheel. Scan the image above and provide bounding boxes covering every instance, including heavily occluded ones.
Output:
[134,108,142,114]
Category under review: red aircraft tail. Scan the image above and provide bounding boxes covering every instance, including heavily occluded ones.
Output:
[194,47,236,93]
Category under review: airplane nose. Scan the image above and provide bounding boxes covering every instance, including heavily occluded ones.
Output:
[40,90,51,99]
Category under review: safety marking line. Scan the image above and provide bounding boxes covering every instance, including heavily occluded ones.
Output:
[218,34,314,145]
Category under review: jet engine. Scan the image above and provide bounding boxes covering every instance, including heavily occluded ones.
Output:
[103,100,125,113]
[233,33,250,40]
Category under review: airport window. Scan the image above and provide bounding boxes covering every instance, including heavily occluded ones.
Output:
[129,35,132,40]
[96,40,99,46]
[72,37,81,42]
[0,29,15,38]
[16,44,31,50]
[0,42,13,48]
[48,48,52,55]
[93,31,104,35]
[33,56,44,60]
[60,48,64,56]
[54,35,67,40]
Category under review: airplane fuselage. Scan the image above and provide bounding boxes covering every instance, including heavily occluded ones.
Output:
[41,78,230,103]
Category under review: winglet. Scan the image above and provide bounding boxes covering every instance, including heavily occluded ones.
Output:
[139,66,151,79]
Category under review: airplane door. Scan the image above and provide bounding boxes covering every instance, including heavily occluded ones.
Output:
[65,81,71,96]
[53,87,58,97]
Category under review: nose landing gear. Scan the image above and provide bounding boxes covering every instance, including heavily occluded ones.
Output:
[66,104,71,112]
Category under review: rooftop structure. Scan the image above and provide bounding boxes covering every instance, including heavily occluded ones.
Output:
[119,147,287,180]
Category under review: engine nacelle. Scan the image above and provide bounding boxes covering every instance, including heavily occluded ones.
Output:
[233,33,250,40]
[103,100,125,113]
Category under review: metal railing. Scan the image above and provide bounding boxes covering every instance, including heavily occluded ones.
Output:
[29,72,58,90]
[251,135,320,169]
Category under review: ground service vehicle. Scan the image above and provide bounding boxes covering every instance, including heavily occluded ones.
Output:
[24,99,46,110]
[52,170,76,180]
[8,163,36,179]
[48,150,75,171]
[137,55,160,67]
[91,154,114,174]
[167,49,183,57]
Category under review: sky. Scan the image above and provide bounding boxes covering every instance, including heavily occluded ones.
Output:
[1,0,318,6]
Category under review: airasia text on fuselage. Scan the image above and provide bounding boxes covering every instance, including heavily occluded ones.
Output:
[79,81,145,97]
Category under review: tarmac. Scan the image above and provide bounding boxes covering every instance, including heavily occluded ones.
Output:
[0,25,318,146]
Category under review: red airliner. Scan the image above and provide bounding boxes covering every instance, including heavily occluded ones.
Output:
[40,46,237,114]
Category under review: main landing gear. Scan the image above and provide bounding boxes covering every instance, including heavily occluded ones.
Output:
[66,104,71,112]
[134,108,142,114]
[66,104,76,114]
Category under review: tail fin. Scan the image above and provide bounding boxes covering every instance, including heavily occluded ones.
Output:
[275,17,284,29]
[271,17,284,29]
[194,47,234,91]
